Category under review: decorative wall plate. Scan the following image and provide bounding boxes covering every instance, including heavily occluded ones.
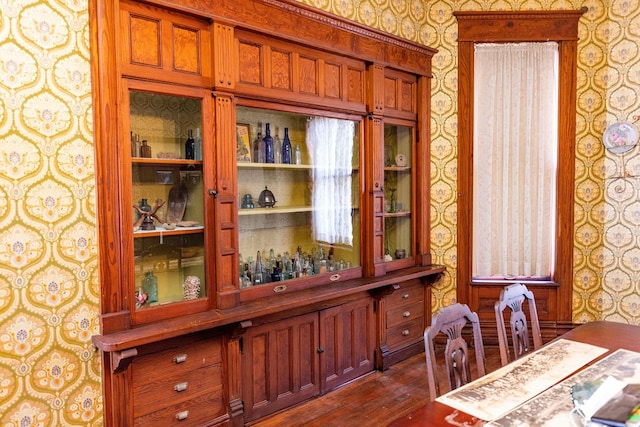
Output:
[603,122,639,154]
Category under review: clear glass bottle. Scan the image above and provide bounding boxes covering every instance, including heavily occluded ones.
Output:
[253,123,263,163]
[142,270,158,303]
[274,127,282,164]
[282,128,292,164]
[294,144,302,165]
[264,123,274,163]
[254,250,264,285]
[185,129,195,160]
[194,128,202,161]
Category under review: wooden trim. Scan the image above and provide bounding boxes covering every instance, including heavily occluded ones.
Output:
[455,10,583,324]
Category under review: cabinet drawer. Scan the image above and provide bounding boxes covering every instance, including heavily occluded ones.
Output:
[386,282,424,308]
[134,386,227,427]
[133,363,222,414]
[132,339,221,381]
[386,301,424,329]
[386,318,424,349]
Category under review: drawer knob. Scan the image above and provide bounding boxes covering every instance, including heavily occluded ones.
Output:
[402,329,410,336]
[402,293,410,299]
[173,354,187,364]
[174,382,188,392]
[176,410,189,421]
[403,311,411,318]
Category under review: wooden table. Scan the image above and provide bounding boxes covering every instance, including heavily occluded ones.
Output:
[388,321,640,426]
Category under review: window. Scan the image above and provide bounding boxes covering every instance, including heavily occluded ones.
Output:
[454,10,583,318]
[472,42,558,281]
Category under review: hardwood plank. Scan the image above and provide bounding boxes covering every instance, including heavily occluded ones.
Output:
[248,346,502,426]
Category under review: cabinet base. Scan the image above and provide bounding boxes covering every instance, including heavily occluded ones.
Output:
[377,340,424,371]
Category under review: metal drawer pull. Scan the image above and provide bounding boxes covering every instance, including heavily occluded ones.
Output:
[402,293,410,299]
[403,311,411,318]
[402,329,410,336]
[173,354,187,364]
[174,382,188,392]
[176,410,189,421]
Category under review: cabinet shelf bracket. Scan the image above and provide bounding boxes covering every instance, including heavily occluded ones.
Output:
[111,347,138,373]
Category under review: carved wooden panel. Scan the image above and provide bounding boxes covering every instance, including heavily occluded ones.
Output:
[129,15,160,67]
[234,29,366,111]
[324,62,341,99]
[347,67,365,104]
[299,56,318,95]
[238,40,262,85]
[382,69,417,118]
[172,25,199,74]
[400,80,415,113]
[384,77,398,110]
[271,48,292,91]
[119,0,211,86]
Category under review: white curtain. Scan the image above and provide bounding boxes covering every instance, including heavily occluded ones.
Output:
[307,117,354,245]
[472,42,558,278]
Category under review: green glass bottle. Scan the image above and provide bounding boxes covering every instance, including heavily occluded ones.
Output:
[142,270,158,303]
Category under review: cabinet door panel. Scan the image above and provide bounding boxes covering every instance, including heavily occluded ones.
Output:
[242,312,320,421]
[320,297,375,392]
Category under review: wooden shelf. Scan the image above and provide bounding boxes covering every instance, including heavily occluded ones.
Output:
[133,225,204,238]
[132,158,203,166]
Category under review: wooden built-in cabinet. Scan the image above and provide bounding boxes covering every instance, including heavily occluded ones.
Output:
[90,0,440,425]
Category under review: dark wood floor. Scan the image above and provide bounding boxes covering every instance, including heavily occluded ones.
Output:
[249,346,503,427]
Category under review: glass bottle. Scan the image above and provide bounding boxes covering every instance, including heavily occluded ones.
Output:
[274,127,282,164]
[294,144,302,165]
[142,270,158,303]
[253,123,264,163]
[282,128,292,164]
[194,128,202,161]
[139,198,151,214]
[131,132,140,158]
[264,123,275,163]
[254,250,264,285]
[185,129,195,160]
[140,139,152,158]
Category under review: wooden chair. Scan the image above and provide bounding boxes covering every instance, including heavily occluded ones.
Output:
[424,303,486,401]
[494,283,542,366]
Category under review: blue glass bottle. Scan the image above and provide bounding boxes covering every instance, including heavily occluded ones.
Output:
[282,127,292,164]
[264,123,274,164]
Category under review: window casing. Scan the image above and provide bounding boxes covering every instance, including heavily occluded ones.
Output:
[454,10,583,321]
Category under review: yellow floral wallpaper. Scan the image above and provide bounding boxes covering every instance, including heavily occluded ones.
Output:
[0,0,637,424]
[0,0,102,425]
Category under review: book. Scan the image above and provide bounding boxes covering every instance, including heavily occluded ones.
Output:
[590,384,640,427]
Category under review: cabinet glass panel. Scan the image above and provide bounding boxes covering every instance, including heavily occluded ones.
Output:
[129,90,206,309]
[236,106,360,287]
[384,124,412,261]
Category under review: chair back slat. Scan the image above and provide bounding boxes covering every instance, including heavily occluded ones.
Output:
[424,303,486,401]
[495,283,542,366]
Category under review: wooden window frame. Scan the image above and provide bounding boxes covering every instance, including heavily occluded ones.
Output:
[454,10,584,322]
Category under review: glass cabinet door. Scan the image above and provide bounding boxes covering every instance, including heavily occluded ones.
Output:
[384,123,413,263]
[236,106,361,288]
[128,88,207,313]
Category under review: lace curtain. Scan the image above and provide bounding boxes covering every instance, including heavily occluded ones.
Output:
[306,117,354,246]
[472,42,558,279]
